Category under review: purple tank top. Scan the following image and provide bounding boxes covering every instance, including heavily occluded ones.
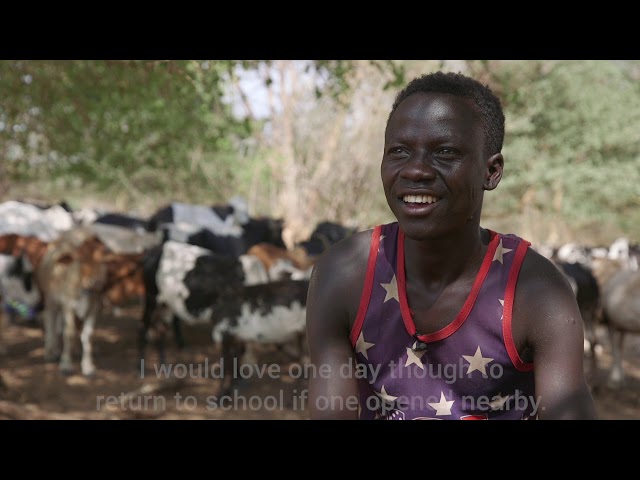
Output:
[349,222,537,420]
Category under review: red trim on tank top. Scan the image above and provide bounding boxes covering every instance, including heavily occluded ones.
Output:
[349,226,382,347]
[502,238,534,372]
[398,229,500,343]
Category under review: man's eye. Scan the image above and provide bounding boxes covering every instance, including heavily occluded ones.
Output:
[437,148,456,155]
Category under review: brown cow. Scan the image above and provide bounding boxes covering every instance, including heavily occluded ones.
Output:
[246,242,315,282]
[35,226,146,376]
[0,234,50,270]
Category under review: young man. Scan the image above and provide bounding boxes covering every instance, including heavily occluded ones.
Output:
[305,71,597,420]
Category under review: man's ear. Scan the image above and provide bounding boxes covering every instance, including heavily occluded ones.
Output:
[484,153,503,191]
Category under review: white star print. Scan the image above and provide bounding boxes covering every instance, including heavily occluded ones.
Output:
[492,238,513,264]
[428,391,454,416]
[499,298,504,320]
[489,393,511,410]
[355,332,375,360]
[380,274,399,303]
[375,385,398,404]
[462,346,494,376]
[405,346,426,369]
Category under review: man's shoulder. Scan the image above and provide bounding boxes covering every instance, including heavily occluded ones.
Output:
[484,228,570,292]
[315,226,378,268]
[491,230,529,246]
[516,241,575,297]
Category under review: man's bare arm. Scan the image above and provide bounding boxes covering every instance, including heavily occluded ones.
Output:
[305,232,371,419]
[515,250,598,419]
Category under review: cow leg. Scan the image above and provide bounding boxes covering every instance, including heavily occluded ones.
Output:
[156,321,169,367]
[154,304,174,367]
[137,293,156,369]
[581,309,599,381]
[79,297,99,377]
[607,325,625,386]
[172,314,186,351]
[216,332,244,398]
[0,308,7,355]
[43,304,61,362]
[59,305,77,375]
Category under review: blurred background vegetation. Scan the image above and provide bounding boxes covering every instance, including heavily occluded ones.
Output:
[1,60,638,247]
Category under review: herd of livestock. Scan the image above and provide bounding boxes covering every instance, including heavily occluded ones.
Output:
[0,197,638,398]
[0,198,354,395]
[537,237,640,387]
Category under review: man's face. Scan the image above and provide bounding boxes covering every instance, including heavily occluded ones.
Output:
[381,92,492,240]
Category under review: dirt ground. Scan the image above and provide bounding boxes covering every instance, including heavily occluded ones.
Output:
[1,306,638,420]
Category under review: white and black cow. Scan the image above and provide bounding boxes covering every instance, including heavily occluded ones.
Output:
[146,197,250,235]
[139,211,287,362]
[93,212,150,234]
[138,240,309,380]
[608,237,640,271]
[0,254,42,355]
[296,221,357,257]
[138,240,247,365]
[160,216,285,257]
[0,200,74,242]
[212,278,310,397]
[15,199,73,213]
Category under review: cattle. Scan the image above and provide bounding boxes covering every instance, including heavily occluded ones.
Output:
[138,240,247,366]
[608,237,640,270]
[212,279,310,397]
[0,234,50,271]
[600,268,640,386]
[211,196,250,225]
[0,235,50,352]
[137,240,310,370]
[32,226,146,376]
[161,224,246,259]
[0,200,74,242]
[138,214,287,362]
[71,207,102,226]
[93,212,150,234]
[146,197,249,235]
[241,217,286,251]
[161,217,285,257]
[0,254,41,355]
[296,221,357,257]
[590,257,628,292]
[246,243,315,281]
[0,225,64,340]
[556,242,591,266]
[14,199,73,213]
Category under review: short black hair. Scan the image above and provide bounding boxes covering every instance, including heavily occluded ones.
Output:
[387,71,505,156]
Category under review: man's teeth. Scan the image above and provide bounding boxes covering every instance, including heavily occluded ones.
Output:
[403,195,439,204]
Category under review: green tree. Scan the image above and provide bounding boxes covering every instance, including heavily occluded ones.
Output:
[478,60,640,244]
[0,60,404,213]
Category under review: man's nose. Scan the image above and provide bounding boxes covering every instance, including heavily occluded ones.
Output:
[400,154,437,181]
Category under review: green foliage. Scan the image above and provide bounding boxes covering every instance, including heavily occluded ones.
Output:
[307,60,405,104]
[483,60,640,242]
[0,60,252,201]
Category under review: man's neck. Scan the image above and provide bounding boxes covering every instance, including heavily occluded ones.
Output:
[402,225,488,287]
